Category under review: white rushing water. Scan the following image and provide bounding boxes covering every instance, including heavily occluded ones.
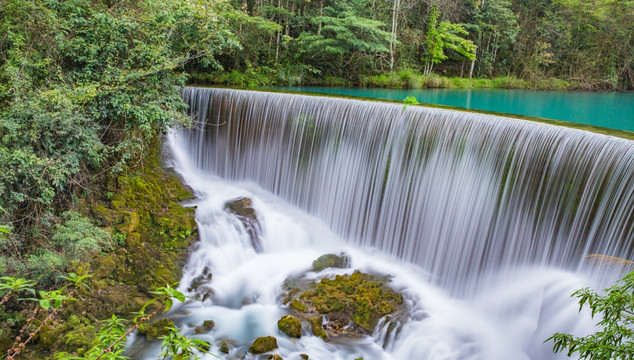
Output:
[130,88,634,359]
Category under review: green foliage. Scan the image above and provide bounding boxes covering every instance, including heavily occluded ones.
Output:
[422,5,477,75]
[548,271,634,359]
[403,96,419,105]
[159,328,212,360]
[465,0,519,77]
[27,289,75,310]
[0,0,238,222]
[204,0,631,89]
[0,276,36,298]
[53,211,112,258]
[299,11,391,56]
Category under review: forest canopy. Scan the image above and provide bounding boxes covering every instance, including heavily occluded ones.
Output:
[213,0,633,90]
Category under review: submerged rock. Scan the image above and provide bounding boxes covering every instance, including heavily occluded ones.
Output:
[217,339,237,354]
[312,253,351,272]
[249,336,278,354]
[278,315,302,338]
[224,197,262,251]
[138,318,174,339]
[203,319,215,329]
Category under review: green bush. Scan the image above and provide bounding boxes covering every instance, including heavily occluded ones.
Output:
[53,211,112,259]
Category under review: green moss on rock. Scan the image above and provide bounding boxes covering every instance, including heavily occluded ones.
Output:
[312,253,350,272]
[278,315,302,338]
[138,318,175,339]
[308,316,327,340]
[290,299,307,312]
[249,336,278,354]
[301,271,403,333]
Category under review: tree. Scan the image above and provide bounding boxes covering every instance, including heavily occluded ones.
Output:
[0,0,238,227]
[297,6,392,75]
[422,5,477,75]
[465,0,518,77]
[547,271,634,359]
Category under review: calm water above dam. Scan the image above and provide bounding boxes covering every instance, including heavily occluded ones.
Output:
[269,87,634,132]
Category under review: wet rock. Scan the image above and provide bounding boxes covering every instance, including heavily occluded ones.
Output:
[193,286,214,302]
[312,253,350,272]
[194,320,215,334]
[194,326,209,334]
[308,316,327,340]
[138,318,174,339]
[217,339,237,354]
[268,355,283,360]
[248,336,278,354]
[290,299,307,312]
[307,271,403,332]
[277,315,302,338]
[225,197,262,251]
[187,266,213,292]
[283,270,405,338]
[300,354,309,360]
[203,320,215,329]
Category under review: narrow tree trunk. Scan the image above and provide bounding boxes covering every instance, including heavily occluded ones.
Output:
[318,0,323,35]
[469,48,476,78]
[275,0,281,65]
[390,0,401,71]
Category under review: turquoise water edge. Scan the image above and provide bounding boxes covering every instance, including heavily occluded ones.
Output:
[268,87,634,133]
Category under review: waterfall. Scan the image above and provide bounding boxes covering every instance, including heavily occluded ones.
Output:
[179,87,634,293]
[131,87,634,360]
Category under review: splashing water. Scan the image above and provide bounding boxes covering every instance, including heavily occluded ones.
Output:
[130,88,634,359]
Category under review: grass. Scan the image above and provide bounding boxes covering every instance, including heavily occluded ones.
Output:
[359,70,573,91]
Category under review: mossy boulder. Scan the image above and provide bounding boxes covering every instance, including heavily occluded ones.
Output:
[282,269,405,338]
[249,336,278,354]
[268,355,283,360]
[307,271,402,332]
[290,299,307,312]
[277,315,302,338]
[138,318,175,339]
[308,316,327,340]
[312,253,350,272]
[37,316,98,355]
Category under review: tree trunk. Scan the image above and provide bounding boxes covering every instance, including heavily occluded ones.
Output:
[469,48,476,78]
[390,0,401,71]
[275,0,281,65]
[318,0,324,35]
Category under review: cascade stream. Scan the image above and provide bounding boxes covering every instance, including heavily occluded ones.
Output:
[130,88,634,360]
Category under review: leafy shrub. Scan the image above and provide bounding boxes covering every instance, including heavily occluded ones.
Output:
[53,211,112,259]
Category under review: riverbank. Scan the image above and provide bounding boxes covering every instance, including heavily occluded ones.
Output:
[189,68,584,91]
[0,137,199,358]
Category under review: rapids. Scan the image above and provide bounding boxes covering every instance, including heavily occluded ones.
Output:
[130,88,634,359]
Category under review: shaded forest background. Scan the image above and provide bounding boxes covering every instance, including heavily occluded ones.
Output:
[204,0,634,90]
